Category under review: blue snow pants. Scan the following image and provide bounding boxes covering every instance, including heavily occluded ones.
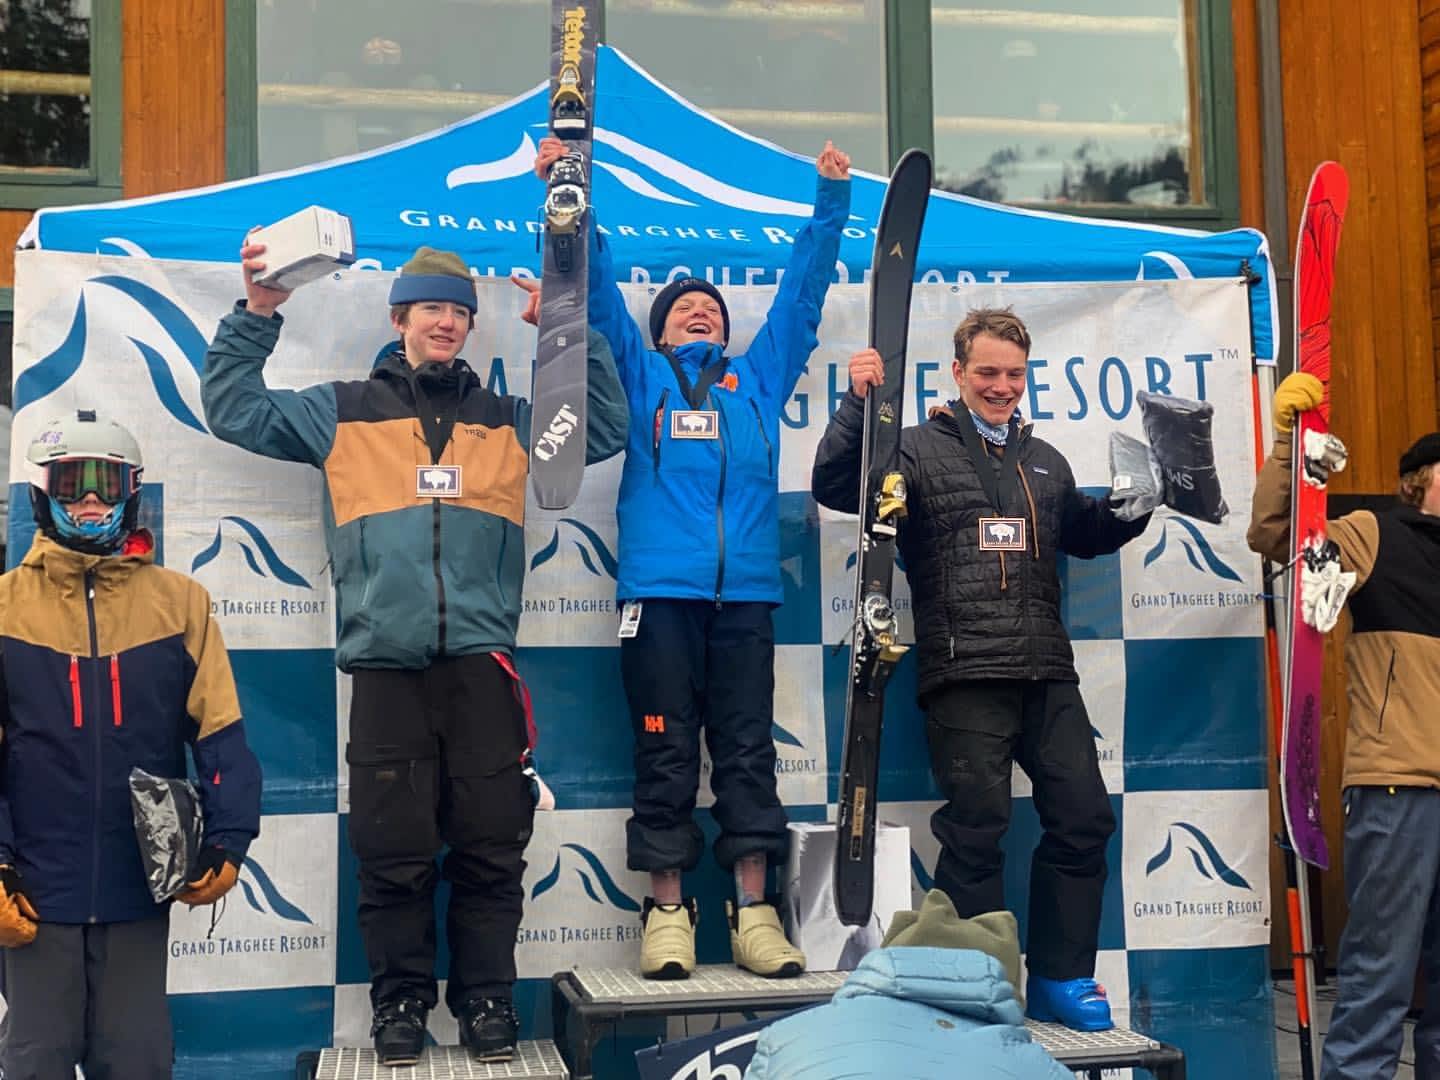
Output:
[1321,786,1440,1080]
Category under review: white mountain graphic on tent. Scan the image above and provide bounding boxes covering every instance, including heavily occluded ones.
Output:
[445,130,826,219]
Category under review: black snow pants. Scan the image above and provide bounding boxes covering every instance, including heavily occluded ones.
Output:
[620,599,788,873]
[924,679,1115,980]
[346,652,535,1015]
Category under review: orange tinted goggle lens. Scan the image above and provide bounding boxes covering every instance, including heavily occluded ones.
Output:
[48,459,132,504]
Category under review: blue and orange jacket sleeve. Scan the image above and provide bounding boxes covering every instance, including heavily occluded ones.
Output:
[183,591,261,859]
[201,304,339,467]
[744,175,851,407]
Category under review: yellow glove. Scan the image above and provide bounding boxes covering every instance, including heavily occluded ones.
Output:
[1273,372,1325,434]
[0,865,39,948]
[177,848,241,907]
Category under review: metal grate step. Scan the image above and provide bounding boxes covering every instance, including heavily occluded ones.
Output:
[313,1041,567,1080]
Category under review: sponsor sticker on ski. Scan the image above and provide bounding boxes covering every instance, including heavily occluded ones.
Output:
[671,410,718,439]
[416,465,461,498]
[978,517,1026,551]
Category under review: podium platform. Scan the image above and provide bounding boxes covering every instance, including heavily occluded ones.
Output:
[551,966,1186,1079]
[297,1041,569,1080]
[552,965,845,1078]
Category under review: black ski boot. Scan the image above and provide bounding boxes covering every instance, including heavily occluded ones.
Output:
[371,996,428,1066]
[458,996,519,1061]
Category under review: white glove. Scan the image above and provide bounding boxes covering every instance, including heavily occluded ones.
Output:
[1300,556,1355,633]
[1301,430,1349,489]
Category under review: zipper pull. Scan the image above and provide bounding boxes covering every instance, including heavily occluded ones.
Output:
[110,654,122,727]
[69,656,82,728]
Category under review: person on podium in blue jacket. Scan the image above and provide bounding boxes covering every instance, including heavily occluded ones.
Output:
[534,134,852,981]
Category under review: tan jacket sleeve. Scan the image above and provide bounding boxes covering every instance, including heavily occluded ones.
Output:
[1247,431,1295,563]
[183,582,243,739]
[1247,431,1381,588]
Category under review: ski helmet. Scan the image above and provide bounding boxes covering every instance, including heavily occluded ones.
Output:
[27,410,145,555]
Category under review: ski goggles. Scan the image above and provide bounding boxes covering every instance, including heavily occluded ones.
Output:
[45,458,139,505]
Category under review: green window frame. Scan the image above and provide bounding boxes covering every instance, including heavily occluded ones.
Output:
[0,0,123,210]
[223,0,1238,227]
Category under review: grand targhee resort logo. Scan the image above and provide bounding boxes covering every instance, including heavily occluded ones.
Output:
[1133,821,1263,924]
[522,843,643,948]
[525,517,618,617]
[835,549,909,621]
[16,275,210,433]
[170,856,328,960]
[1130,514,1259,613]
[191,516,327,619]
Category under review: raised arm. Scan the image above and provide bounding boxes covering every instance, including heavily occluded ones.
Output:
[201,237,338,466]
[811,348,884,513]
[745,141,853,405]
[534,137,649,395]
[511,274,627,463]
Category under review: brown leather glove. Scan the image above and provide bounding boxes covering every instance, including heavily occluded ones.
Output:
[0,865,39,948]
[177,847,241,907]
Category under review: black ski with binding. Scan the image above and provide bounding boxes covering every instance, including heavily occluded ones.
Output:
[530,2,595,508]
[834,149,932,927]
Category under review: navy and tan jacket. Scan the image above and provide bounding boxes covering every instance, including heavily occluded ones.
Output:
[1249,430,1440,789]
[0,532,261,924]
[201,305,627,671]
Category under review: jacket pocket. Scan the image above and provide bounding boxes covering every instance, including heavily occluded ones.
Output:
[749,398,773,478]
[1377,649,1396,733]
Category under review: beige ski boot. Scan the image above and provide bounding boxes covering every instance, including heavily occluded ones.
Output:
[639,897,697,980]
[728,900,805,978]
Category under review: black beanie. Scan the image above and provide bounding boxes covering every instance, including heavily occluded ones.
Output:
[648,277,730,347]
[1399,432,1440,476]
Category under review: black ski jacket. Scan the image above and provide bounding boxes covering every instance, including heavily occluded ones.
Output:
[812,394,1149,698]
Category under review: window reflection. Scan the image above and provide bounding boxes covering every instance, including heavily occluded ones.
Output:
[0,0,93,172]
[606,0,887,174]
[931,0,1201,207]
[256,0,546,172]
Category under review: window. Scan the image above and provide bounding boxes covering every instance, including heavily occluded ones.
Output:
[0,0,121,207]
[606,0,888,174]
[232,0,1236,219]
[253,0,548,173]
[930,1,1210,211]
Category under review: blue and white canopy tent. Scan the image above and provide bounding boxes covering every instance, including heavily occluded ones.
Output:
[12,46,1280,1079]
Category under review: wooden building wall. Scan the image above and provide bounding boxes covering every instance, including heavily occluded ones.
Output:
[0,0,228,292]
[1424,0,1440,410]
[1242,0,1440,972]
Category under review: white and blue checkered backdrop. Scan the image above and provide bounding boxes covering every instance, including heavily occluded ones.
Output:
[8,251,1276,1078]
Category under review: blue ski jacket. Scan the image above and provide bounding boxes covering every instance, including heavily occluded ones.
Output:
[587,175,850,604]
[745,947,1071,1080]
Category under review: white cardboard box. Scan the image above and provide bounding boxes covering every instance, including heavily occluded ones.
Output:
[251,205,355,290]
[783,820,911,972]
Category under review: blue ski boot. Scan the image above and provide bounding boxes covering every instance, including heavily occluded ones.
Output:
[1025,975,1114,1031]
